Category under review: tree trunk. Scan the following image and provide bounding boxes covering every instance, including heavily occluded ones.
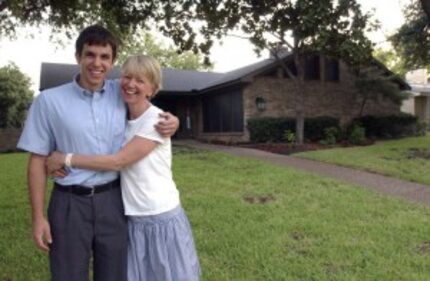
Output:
[359,96,368,117]
[294,36,305,145]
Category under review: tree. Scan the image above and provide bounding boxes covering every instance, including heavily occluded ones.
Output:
[229,0,377,144]
[0,0,233,63]
[373,48,408,78]
[390,0,430,70]
[0,63,33,128]
[355,66,409,117]
[1,0,376,143]
[117,30,212,71]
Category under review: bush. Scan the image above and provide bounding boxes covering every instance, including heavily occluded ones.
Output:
[320,126,340,145]
[353,114,420,139]
[348,124,366,145]
[283,130,296,144]
[416,121,428,136]
[247,116,340,142]
[304,117,340,141]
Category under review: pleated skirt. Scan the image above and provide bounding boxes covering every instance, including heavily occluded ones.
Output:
[127,205,201,281]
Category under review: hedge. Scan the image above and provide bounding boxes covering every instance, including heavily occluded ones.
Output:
[247,116,340,142]
[351,113,422,139]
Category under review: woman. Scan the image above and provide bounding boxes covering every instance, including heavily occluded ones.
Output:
[47,55,200,281]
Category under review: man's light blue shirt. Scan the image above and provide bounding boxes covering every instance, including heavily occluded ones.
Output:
[17,77,127,187]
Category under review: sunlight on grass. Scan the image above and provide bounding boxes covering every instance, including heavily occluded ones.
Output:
[296,135,430,185]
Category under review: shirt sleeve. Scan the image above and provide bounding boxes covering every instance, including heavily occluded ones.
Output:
[16,93,55,155]
[134,111,166,144]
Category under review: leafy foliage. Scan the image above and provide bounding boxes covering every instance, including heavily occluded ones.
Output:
[390,0,430,70]
[232,0,377,144]
[352,114,421,139]
[117,30,212,71]
[347,124,366,145]
[1,0,377,143]
[247,116,339,143]
[354,65,410,117]
[373,48,408,78]
[0,63,33,128]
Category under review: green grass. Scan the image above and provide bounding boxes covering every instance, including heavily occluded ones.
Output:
[2,148,430,280]
[295,135,430,185]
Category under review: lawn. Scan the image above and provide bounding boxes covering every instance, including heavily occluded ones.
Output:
[295,135,430,185]
[2,148,430,280]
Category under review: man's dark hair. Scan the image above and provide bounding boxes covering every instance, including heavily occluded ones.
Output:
[75,25,118,60]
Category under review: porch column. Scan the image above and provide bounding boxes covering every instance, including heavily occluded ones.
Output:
[425,96,430,123]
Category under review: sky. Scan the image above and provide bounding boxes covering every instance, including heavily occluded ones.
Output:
[0,0,412,93]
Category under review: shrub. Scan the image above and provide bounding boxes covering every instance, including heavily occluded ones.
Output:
[247,116,340,143]
[353,114,419,139]
[283,130,296,144]
[320,126,339,145]
[348,124,366,145]
[247,117,295,142]
[304,116,340,141]
[415,121,428,136]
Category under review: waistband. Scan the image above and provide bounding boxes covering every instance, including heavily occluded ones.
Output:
[54,178,120,197]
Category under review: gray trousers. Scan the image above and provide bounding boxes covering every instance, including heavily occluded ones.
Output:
[48,183,127,281]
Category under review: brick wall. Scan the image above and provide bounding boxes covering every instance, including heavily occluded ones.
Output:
[245,62,400,124]
[0,128,22,152]
[197,61,401,143]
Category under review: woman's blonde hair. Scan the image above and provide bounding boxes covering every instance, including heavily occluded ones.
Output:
[122,55,162,97]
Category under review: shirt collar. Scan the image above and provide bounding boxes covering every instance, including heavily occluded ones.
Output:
[72,74,106,98]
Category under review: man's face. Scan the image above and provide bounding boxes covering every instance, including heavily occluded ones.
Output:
[75,43,114,91]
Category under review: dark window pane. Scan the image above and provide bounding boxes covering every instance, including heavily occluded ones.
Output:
[202,89,244,133]
[325,58,339,81]
[305,55,320,80]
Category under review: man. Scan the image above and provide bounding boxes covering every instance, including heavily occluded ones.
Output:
[17,25,179,281]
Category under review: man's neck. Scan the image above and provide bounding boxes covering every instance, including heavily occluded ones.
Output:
[76,75,104,92]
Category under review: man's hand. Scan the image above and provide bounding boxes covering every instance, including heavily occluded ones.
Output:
[32,216,52,252]
[46,151,66,176]
[155,112,179,137]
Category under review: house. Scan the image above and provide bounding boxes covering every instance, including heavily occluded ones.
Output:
[40,54,410,143]
[402,69,430,125]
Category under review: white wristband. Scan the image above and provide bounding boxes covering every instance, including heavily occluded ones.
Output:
[64,153,73,168]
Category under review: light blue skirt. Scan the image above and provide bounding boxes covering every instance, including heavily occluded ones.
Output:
[127,205,201,281]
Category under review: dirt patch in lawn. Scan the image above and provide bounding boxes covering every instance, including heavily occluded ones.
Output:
[406,148,430,160]
[243,193,276,204]
[416,241,430,254]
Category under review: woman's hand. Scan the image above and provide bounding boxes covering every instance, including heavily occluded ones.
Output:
[46,151,67,176]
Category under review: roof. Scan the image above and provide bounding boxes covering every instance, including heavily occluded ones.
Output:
[39,58,277,94]
[39,63,224,93]
[40,54,411,93]
[409,83,430,96]
[370,60,411,91]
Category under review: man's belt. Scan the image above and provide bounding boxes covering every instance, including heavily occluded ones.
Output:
[54,178,120,197]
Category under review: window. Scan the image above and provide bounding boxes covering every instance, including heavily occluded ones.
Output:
[202,90,243,133]
[305,55,320,80]
[325,58,339,81]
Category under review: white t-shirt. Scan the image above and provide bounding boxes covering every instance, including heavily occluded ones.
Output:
[120,105,180,216]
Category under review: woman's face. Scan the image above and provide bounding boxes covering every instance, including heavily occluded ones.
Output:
[120,73,154,105]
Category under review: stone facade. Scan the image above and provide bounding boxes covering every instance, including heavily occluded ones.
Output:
[195,61,401,143]
[0,128,22,152]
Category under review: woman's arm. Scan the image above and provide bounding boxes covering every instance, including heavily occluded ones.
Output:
[46,136,158,173]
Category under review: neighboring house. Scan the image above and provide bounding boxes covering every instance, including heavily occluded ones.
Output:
[40,54,410,143]
[402,69,430,125]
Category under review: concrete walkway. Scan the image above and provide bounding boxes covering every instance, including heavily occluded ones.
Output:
[174,140,430,207]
